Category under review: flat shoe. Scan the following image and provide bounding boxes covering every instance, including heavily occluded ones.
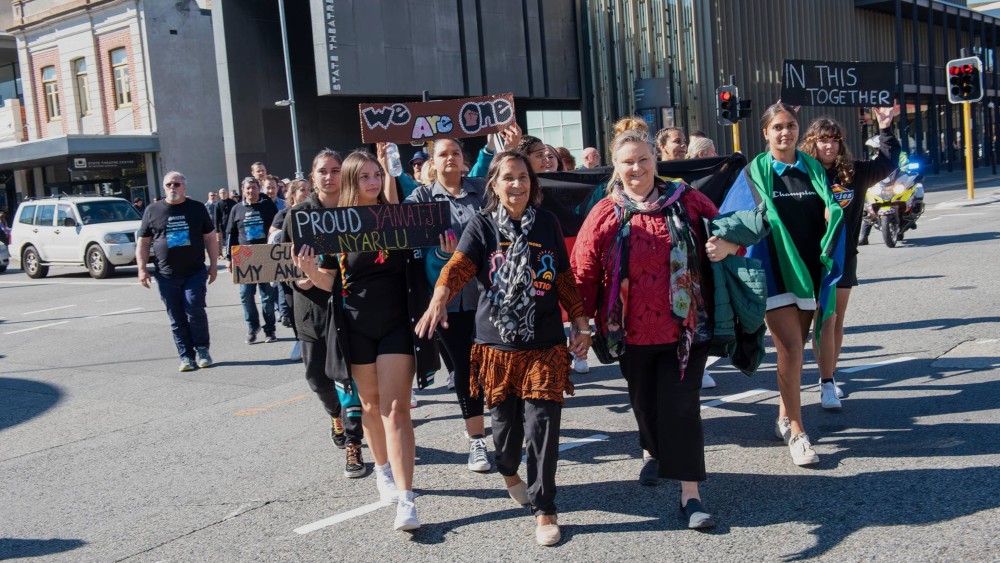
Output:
[680,499,716,530]
[507,481,530,505]
[639,457,660,486]
[535,516,560,546]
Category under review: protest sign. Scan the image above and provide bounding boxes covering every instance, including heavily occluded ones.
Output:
[781,60,895,107]
[290,201,450,255]
[231,243,306,285]
[359,93,515,144]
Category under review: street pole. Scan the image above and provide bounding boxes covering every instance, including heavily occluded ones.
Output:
[963,101,974,199]
[732,121,741,153]
[277,0,303,180]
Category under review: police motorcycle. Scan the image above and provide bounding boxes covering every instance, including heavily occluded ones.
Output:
[859,160,924,248]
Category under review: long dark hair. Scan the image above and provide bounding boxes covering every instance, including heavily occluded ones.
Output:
[800,117,855,185]
[482,150,543,212]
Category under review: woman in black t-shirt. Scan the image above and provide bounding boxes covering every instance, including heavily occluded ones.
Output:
[799,109,900,411]
[295,150,436,533]
[416,151,591,546]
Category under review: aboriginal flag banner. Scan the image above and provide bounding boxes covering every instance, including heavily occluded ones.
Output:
[536,153,749,237]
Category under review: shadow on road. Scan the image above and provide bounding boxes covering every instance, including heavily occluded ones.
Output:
[844,316,1000,334]
[900,230,1000,246]
[857,274,944,285]
[0,378,62,431]
[0,537,87,559]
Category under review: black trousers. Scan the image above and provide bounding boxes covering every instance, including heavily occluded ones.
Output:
[301,338,363,444]
[492,396,561,516]
[619,343,709,482]
[436,310,484,420]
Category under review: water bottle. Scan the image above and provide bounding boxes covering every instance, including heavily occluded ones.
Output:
[385,143,403,177]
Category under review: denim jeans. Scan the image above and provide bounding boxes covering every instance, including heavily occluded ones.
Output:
[154,267,210,360]
[239,282,278,333]
[275,281,289,319]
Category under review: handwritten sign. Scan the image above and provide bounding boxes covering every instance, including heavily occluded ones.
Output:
[231,243,306,285]
[781,60,895,107]
[359,93,516,144]
[290,201,450,255]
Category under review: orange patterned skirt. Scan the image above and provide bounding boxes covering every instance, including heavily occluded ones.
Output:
[470,344,573,408]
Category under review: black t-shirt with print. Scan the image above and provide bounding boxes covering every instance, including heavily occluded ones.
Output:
[338,250,408,322]
[138,198,214,277]
[227,198,278,252]
[456,207,570,351]
[768,168,826,291]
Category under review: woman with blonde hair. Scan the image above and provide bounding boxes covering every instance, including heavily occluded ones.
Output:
[687,137,717,159]
[294,150,438,531]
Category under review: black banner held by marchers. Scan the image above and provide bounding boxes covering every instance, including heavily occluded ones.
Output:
[781,60,895,107]
[290,201,450,254]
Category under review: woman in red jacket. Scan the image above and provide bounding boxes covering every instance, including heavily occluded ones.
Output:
[572,124,723,529]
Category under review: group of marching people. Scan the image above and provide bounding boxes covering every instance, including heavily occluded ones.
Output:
[277,102,899,545]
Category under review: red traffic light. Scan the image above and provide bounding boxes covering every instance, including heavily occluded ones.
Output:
[949,66,961,75]
[962,64,974,73]
[719,91,733,101]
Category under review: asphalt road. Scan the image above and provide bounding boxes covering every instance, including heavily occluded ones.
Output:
[2,183,999,562]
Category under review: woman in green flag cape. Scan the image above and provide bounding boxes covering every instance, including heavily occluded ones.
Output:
[717,102,846,467]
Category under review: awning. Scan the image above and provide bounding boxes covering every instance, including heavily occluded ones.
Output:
[0,134,160,169]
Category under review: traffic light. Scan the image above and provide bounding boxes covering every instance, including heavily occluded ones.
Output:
[717,85,739,126]
[946,56,983,103]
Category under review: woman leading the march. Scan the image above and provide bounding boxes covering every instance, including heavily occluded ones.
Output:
[799,107,899,410]
[294,150,438,532]
[416,150,590,546]
[405,138,492,473]
[717,102,846,467]
[572,125,721,529]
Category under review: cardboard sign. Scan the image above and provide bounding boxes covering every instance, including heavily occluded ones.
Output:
[781,60,895,107]
[231,243,306,285]
[359,93,515,144]
[290,201,450,255]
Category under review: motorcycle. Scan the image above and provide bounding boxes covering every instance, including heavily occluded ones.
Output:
[859,162,925,248]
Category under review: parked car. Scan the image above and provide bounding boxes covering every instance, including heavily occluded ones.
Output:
[10,196,143,279]
[0,241,9,272]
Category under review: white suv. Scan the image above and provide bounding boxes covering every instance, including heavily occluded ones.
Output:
[10,196,143,279]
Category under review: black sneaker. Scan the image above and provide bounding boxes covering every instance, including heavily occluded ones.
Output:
[639,457,660,486]
[264,332,277,343]
[680,498,716,530]
[344,443,365,478]
[246,328,260,344]
[281,315,293,328]
[331,416,347,449]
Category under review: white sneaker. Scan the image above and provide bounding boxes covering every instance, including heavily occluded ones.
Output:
[447,371,455,390]
[701,370,717,389]
[572,355,590,374]
[775,417,792,444]
[376,465,398,503]
[820,381,842,410]
[410,390,418,408]
[834,379,845,399]
[467,437,491,472]
[290,340,302,361]
[394,491,420,531]
[788,433,820,466]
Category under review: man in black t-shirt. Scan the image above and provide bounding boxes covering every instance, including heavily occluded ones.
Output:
[137,171,219,372]
[227,176,280,344]
[215,188,237,259]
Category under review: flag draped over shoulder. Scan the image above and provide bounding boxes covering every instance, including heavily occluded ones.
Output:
[537,153,748,237]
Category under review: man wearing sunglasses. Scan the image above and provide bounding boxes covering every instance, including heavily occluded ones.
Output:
[137,172,220,372]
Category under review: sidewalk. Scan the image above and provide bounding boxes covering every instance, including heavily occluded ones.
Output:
[922,165,1000,191]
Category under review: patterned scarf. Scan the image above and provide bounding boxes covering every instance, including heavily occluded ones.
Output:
[604,179,709,377]
[488,205,537,343]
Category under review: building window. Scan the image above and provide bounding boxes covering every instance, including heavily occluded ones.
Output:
[110,48,130,108]
[42,65,60,120]
[72,58,90,116]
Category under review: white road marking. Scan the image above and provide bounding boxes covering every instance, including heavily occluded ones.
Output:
[22,304,77,315]
[975,339,998,344]
[522,433,609,462]
[701,388,770,410]
[0,280,137,286]
[97,298,115,302]
[841,357,917,373]
[294,501,393,535]
[928,212,986,222]
[3,321,70,334]
[87,307,144,318]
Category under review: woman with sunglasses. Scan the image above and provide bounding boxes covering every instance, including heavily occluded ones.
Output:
[798,107,899,409]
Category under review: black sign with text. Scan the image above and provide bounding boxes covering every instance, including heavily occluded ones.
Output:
[781,60,895,107]
[290,201,450,254]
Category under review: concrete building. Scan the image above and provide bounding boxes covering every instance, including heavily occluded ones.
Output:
[582,0,1000,175]
[211,0,581,187]
[0,0,226,214]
